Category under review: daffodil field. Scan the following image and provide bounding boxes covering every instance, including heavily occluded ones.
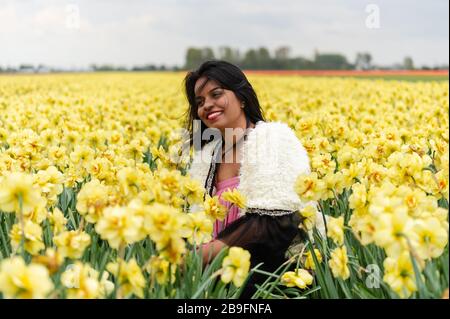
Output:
[0,73,448,299]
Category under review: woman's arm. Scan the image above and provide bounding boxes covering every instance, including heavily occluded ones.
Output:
[199,239,227,266]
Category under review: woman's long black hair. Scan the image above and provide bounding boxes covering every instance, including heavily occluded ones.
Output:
[183,60,265,151]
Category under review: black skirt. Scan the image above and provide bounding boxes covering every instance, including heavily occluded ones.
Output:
[216,212,303,299]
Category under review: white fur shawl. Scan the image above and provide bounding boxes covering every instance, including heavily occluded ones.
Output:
[187,121,325,233]
[188,121,325,239]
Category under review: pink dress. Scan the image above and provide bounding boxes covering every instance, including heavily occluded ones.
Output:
[212,176,241,238]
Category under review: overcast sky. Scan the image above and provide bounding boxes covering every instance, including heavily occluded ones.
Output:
[0,0,448,68]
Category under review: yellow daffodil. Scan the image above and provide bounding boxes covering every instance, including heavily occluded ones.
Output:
[184,211,213,245]
[9,220,45,255]
[0,172,43,214]
[221,188,246,209]
[76,179,109,224]
[299,204,318,231]
[53,230,91,259]
[329,246,350,280]
[182,178,205,205]
[327,215,345,246]
[95,206,144,249]
[221,247,251,287]
[349,182,367,210]
[383,252,418,298]
[47,207,68,235]
[304,248,323,270]
[295,172,327,202]
[203,194,227,221]
[61,262,113,299]
[145,255,176,286]
[411,217,448,260]
[107,258,146,298]
[0,256,54,298]
[281,269,314,289]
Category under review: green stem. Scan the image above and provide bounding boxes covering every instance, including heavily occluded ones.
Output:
[18,194,26,260]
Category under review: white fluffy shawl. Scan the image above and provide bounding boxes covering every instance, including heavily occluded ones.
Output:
[187,121,325,233]
[188,121,305,210]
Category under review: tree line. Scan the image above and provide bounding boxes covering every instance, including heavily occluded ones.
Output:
[1,46,448,73]
[184,46,431,71]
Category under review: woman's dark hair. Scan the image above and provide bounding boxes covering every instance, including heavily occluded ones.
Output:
[183,60,265,150]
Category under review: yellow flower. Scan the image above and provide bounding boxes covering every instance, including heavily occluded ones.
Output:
[33,165,64,205]
[281,269,313,289]
[182,178,205,205]
[221,247,251,287]
[299,204,318,231]
[156,235,187,265]
[145,256,176,286]
[53,230,91,259]
[411,217,448,260]
[32,248,64,274]
[21,197,47,224]
[368,182,409,217]
[349,182,367,210]
[0,172,43,214]
[117,167,141,197]
[311,153,336,176]
[329,246,350,280]
[435,169,449,199]
[0,256,54,298]
[294,172,326,202]
[95,206,144,249]
[61,262,113,299]
[69,145,95,168]
[203,194,227,221]
[383,252,417,298]
[373,210,414,257]
[76,179,109,224]
[156,168,182,194]
[47,207,67,235]
[185,211,213,245]
[304,249,323,270]
[395,185,428,216]
[221,189,247,209]
[9,220,45,255]
[349,212,376,246]
[107,258,146,298]
[327,216,345,245]
[143,203,187,243]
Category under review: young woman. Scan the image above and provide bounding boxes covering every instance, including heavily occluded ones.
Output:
[184,60,324,298]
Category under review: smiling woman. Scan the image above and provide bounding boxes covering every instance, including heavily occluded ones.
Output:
[183,60,325,298]
[184,60,265,150]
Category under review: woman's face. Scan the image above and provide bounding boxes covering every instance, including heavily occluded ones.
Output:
[194,76,245,131]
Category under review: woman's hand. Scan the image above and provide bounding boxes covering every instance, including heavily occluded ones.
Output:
[199,239,227,266]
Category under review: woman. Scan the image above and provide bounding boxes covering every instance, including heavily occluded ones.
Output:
[184,60,324,298]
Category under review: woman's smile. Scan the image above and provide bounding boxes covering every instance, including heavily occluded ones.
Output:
[206,110,223,121]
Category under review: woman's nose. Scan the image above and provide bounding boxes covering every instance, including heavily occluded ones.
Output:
[203,97,214,110]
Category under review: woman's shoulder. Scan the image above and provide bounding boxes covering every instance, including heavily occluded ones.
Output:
[253,121,305,149]
[254,120,310,169]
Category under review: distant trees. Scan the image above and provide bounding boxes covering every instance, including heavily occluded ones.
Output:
[184,46,353,70]
[0,48,445,74]
[185,48,215,70]
[355,52,373,70]
[403,56,415,70]
[313,51,352,70]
